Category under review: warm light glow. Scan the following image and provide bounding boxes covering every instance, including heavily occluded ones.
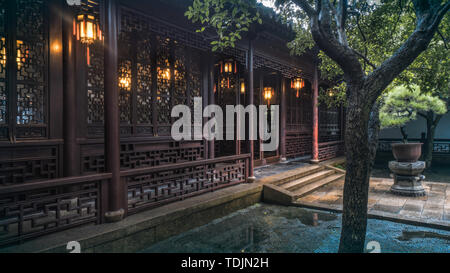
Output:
[328,90,334,97]
[0,38,5,67]
[293,78,305,90]
[16,40,28,69]
[240,81,246,94]
[264,87,274,101]
[224,61,233,73]
[76,14,102,44]
[119,75,131,91]
[158,67,171,81]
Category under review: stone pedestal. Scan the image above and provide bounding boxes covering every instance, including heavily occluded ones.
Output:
[389,161,426,197]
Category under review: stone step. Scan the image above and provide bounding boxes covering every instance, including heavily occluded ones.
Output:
[272,165,325,186]
[281,170,336,192]
[292,174,344,199]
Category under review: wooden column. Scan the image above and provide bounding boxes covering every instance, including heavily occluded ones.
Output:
[280,77,287,162]
[208,56,215,159]
[62,5,79,176]
[311,64,320,163]
[103,0,124,222]
[202,54,210,159]
[247,38,255,181]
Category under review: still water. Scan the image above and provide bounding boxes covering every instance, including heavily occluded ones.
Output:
[142,204,449,253]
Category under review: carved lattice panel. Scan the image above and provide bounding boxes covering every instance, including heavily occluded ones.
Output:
[81,141,205,174]
[15,0,47,138]
[0,181,102,246]
[0,146,59,186]
[0,1,6,140]
[87,41,104,126]
[156,36,172,132]
[136,34,153,127]
[319,104,341,143]
[173,44,187,106]
[118,60,132,124]
[126,158,247,214]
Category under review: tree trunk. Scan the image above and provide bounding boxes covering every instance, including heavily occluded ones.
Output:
[424,114,436,168]
[400,126,408,143]
[338,86,378,253]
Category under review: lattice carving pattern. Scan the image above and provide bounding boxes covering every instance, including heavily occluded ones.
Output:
[126,158,247,214]
[0,1,6,139]
[81,141,205,174]
[0,180,102,246]
[118,61,132,124]
[15,0,47,138]
[319,105,341,143]
[136,34,153,126]
[87,41,104,126]
[0,146,59,186]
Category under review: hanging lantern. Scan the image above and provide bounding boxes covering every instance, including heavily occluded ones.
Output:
[263,87,274,103]
[328,89,334,97]
[240,81,246,94]
[292,78,305,98]
[223,61,233,74]
[74,14,102,45]
[293,78,305,90]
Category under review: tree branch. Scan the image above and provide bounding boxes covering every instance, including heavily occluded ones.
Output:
[291,0,317,17]
[437,29,448,50]
[365,0,450,103]
[307,0,364,80]
[351,48,377,69]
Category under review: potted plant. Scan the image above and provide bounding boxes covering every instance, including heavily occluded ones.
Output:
[380,86,446,162]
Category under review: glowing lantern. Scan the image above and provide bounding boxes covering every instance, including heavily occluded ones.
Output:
[74,14,102,45]
[240,81,246,94]
[292,78,305,98]
[263,87,274,104]
[223,61,234,74]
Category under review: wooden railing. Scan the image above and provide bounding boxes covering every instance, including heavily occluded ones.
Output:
[122,154,251,215]
[0,173,111,246]
[0,154,251,246]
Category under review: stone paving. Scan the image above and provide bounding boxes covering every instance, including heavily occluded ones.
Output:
[298,178,450,226]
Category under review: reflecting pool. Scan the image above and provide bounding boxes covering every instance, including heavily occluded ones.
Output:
[142,204,449,253]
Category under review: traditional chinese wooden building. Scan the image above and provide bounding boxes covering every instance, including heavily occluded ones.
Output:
[0,0,344,245]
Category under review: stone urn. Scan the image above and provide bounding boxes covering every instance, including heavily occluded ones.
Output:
[389,143,426,197]
[391,143,423,162]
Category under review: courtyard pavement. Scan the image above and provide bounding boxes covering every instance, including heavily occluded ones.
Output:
[298,178,450,227]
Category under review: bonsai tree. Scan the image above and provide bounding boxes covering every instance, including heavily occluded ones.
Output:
[380,86,447,144]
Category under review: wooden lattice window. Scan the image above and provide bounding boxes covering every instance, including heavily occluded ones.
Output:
[91,10,205,138]
[286,80,312,133]
[0,0,48,141]
[319,103,342,143]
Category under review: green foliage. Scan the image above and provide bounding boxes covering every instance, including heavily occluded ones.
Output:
[186,0,449,109]
[185,0,262,51]
[319,82,347,108]
[380,86,447,130]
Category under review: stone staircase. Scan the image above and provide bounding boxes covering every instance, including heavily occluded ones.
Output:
[263,163,345,206]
